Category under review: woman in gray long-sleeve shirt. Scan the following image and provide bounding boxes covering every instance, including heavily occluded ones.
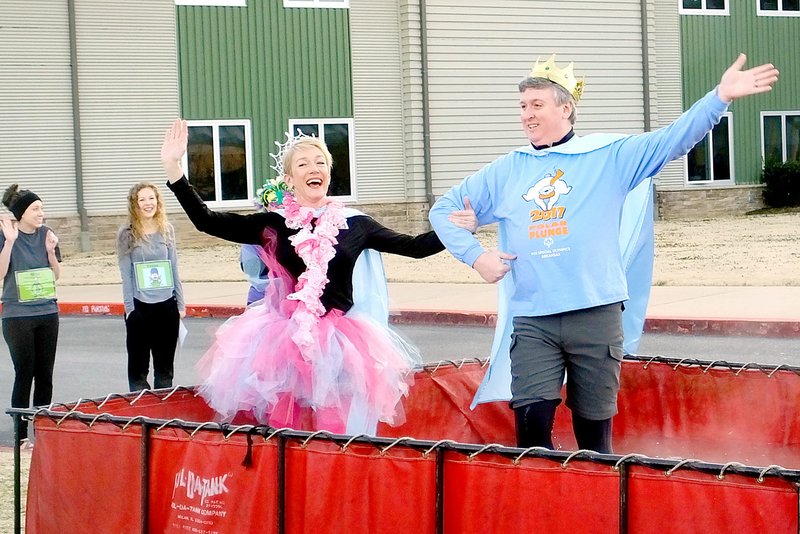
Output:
[116,182,185,391]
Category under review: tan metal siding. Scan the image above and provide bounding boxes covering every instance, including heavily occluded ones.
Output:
[73,0,179,215]
[398,0,427,201]
[651,0,684,188]
[424,0,649,195]
[0,1,77,216]
[350,0,408,202]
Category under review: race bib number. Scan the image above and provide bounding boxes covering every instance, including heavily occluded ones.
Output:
[134,260,174,291]
[15,268,56,302]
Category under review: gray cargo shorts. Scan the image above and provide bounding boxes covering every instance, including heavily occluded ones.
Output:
[509,303,625,420]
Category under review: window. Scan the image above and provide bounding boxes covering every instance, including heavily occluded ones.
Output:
[762,112,800,164]
[686,113,733,183]
[283,0,349,8]
[288,118,356,200]
[175,0,246,6]
[679,0,729,15]
[758,0,800,16]
[183,120,254,207]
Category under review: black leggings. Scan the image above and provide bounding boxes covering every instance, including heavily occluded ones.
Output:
[3,313,59,440]
[125,297,179,391]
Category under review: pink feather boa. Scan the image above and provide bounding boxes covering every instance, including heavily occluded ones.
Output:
[282,195,347,352]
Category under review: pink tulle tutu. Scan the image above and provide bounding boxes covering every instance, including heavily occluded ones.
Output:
[197,212,419,435]
[195,296,420,434]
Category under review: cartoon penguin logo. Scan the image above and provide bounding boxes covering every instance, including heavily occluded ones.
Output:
[522,169,572,210]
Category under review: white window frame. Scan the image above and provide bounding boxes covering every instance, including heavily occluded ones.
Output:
[761,111,800,163]
[685,112,734,184]
[678,0,730,15]
[175,0,246,6]
[757,0,800,16]
[283,0,349,8]
[288,118,357,202]
[182,119,254,209]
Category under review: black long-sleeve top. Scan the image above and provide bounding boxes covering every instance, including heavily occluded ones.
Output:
[168,177,445,313]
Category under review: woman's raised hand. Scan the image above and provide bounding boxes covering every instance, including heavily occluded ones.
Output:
[447,197,479,234]
[161,119,188,182]
[0,218,18,244]
[45,230,59,254]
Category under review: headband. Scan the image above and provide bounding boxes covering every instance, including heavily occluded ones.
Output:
[10,191,41,221]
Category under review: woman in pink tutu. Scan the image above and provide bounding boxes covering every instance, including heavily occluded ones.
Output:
[160,119,476,435]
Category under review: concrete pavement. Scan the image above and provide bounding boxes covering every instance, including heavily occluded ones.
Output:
[53,282,800,337]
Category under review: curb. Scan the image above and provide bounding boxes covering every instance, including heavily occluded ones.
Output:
[56,302,800,337]
[644,317,800,338]
[59,302,246,319]
[392,310,800,337]
[390,309,497,327]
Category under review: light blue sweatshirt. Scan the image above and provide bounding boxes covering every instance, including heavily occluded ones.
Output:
[430,88,728,319]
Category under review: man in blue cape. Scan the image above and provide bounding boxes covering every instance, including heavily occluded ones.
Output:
[430,54,778,453]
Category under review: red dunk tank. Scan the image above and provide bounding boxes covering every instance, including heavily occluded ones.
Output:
[9,355,800,534]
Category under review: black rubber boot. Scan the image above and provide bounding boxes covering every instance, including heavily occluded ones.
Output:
[572,414,613,454]
[514,399,560,449]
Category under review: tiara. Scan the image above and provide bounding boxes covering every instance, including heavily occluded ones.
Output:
[269,129,315,177]
[254,130,316,211]
[528,55,585,103]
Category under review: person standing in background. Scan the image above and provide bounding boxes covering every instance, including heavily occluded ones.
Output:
[116,182,186,391]
[0,184,61,448]
[239,243,269,305]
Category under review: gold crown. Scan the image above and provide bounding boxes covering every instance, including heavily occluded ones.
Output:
[528,55,585,103]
